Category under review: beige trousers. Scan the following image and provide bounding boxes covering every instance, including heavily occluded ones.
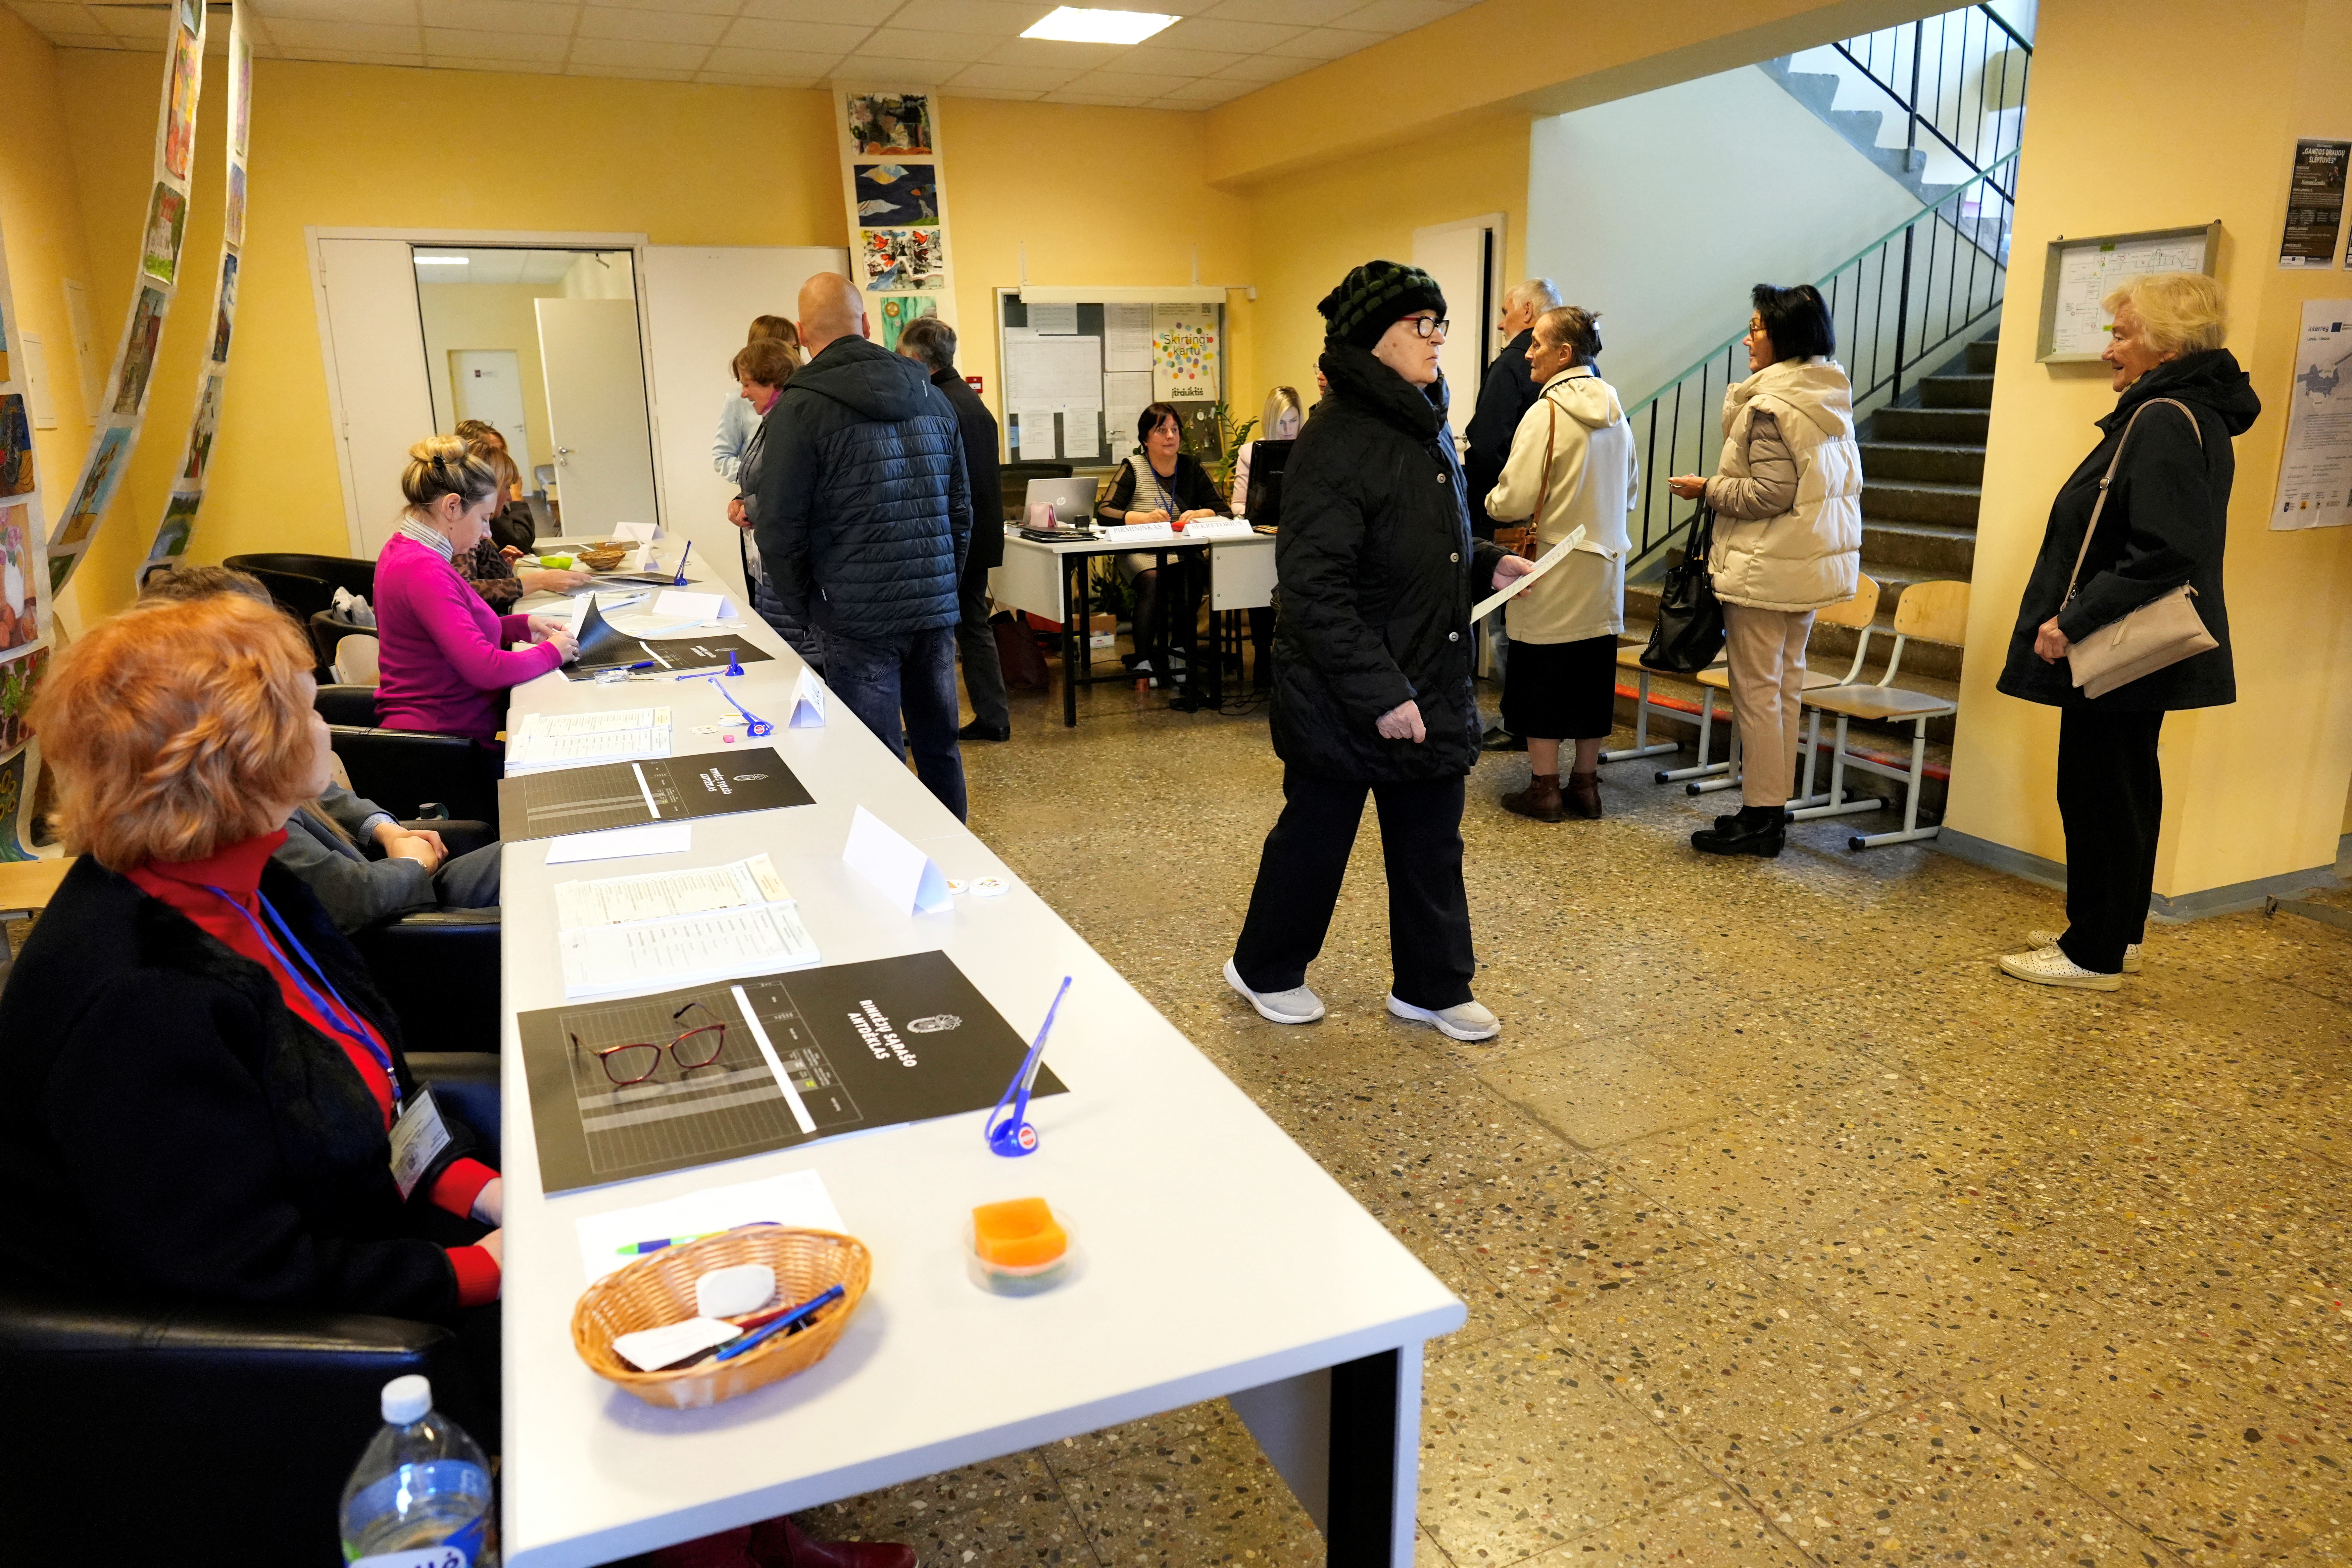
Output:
[1722,603,1816,808]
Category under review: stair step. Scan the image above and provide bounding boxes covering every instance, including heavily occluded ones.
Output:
[1860,519,1977,572]
[1858,440,1984,485]
[1861,477,1982,527]
[1921,374,1995,409]
[1873,406,1990,443]
[1965,339,1999,374]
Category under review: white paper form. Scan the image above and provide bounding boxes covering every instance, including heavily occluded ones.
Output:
[545,823,693,865]
[1103,370,1154,455]
[555,852,793,929]
[574,1169,846,1284]
[557,904,820,998]
[507,707,675,773]
[1103,303,1154,373]
[1026,301,1079,334]
[1472,526,1584,623]
[2270,299,2352,530]
[1004,332,1102,409]
[842,804,953,914]
[1013,406,1059,459]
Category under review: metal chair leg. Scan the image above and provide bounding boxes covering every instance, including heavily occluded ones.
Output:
[1603,667,1679,765]
[1659,690,1731,783]
[1850,720,1942,849]
[1688,720,1743,794]
[1788,715,1880,822]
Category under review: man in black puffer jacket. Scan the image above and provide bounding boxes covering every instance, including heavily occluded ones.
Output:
[756,273,972,818]
[1226,261,1534,1043]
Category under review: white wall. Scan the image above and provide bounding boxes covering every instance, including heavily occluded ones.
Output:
[1526,65,1928,410]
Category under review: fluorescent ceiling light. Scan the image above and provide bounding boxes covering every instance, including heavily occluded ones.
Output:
[412,255,470,266]
[1021,7,1179,45]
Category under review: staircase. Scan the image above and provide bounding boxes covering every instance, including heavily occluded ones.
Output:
[1757,56,1959,206]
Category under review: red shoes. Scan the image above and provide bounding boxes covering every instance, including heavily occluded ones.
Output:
[649,1516,915,1568]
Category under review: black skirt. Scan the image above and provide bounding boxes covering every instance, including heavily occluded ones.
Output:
[1500,632,1618,741]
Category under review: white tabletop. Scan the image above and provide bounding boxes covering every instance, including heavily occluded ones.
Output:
[498,570,1461,1565]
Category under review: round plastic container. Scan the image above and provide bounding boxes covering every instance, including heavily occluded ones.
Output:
[964,1201,1078,1296]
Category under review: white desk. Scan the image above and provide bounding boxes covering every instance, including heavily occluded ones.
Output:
[497,584,1463,1567]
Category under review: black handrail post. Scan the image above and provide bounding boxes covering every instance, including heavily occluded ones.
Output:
[1891,222,1916,405]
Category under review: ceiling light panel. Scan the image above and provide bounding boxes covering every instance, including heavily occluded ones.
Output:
[1022,8,1182,46]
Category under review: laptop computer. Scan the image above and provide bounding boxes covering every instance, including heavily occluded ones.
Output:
[1244,439,1294,531]
[1021,475,1100,536]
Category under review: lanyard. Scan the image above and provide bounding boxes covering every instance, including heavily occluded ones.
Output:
[205,886,397,1096]
[1149,460,1181,520]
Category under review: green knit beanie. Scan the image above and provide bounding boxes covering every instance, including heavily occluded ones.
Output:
[1318,260,1447,351]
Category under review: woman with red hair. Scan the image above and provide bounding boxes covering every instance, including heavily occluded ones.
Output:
[0,593,503,1332]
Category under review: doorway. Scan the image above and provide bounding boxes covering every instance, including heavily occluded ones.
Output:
[1411,215,1507,442]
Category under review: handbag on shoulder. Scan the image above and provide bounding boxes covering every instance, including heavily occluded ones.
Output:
[2062,396,2218,700]
[1488,396,1557,557]
[1640,505,1726,673]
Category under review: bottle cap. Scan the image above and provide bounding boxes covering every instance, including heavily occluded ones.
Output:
[381,1375,432,1425]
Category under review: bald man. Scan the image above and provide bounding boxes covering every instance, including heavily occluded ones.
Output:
[754,273,973,818]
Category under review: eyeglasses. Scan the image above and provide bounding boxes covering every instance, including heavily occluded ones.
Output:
[1406,315,1449,340]
[571,1001,729,1086]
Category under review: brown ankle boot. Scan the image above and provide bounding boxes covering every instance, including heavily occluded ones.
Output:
[1565,769,1602,820]
[1501,772,1565,822]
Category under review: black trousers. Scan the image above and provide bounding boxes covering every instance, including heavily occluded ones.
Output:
[1232,767,1475,1010]
[957,555,1009,730]
[2056,706,2164,974]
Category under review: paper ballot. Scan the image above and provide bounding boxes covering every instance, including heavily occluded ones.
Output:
[1471,526,1584,624]
[507,707,673,773]
[555,852,792,929]
[557,904,820,998]
[788,668,826,728]
[843,804,953,914]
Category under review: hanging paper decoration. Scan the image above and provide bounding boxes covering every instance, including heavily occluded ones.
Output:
[0,229,57,861]
[837,88,956,336]
[48,0,206,595]
[145,0,250,582]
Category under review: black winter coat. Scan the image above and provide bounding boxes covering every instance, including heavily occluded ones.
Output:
[1464,327,1540,538]
[753,335,970,638]
[1997,350,2259,711]
[930,366,1004,572]
[0,857,481,1320]
[1271,344,1507,782]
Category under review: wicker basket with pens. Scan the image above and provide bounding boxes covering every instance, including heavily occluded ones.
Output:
[577,540,631,572]
[571,1226,871,1410]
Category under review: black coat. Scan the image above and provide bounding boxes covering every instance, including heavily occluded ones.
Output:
[930,366,1003,572]
[1463,327,1540,537]
[1997,350,2259,711]
[752,335,970,638]
[0,857,479,1320]
[1270,344,1507,782]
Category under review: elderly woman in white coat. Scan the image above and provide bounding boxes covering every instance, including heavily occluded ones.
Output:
[1669,283,1861,858]
[1484,306,1639,822]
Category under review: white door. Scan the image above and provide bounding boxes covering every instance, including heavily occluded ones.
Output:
[450,349,531,472]
[640,245,849,600]
[313,238,435,554]
[1412,217,1506,442]
[535,296,659,536]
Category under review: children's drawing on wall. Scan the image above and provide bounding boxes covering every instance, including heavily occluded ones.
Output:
[115,287,168,414]
[854,163,938,227]
[142,183,188,285]
[0,397,33,499]
[861,228,945,292]
[847,93,933,155]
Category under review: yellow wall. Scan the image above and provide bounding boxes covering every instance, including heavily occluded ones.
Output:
[1944,0,2352,896]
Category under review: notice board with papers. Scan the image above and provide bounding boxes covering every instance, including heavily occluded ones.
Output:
[995,290,1226,467]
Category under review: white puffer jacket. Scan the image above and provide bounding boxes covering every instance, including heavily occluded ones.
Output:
[1704,356,1861,612]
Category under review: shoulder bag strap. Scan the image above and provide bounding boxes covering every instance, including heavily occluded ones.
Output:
[2061,396,2203,606]
[1527,396,1560,537]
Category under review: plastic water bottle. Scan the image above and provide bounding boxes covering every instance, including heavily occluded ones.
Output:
[338,1375,498,1567]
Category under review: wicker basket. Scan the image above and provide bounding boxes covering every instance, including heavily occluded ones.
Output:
[572,1227,871,1410]
[578,541,630,571]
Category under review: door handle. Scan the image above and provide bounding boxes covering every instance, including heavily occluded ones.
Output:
[555,446,572,464]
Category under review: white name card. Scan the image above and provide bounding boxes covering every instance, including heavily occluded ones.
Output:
[842,805,953,914]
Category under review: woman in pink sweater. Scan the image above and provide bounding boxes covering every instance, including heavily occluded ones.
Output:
[375,435,578,741]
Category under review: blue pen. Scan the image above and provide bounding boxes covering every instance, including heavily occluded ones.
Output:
[712,1283,844,1362]
[986,976,1071,1159]
[672,540,694,586]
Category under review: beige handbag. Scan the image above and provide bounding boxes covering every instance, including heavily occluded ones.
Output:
[1490,397,1558,558]
[2062,396,2218,700]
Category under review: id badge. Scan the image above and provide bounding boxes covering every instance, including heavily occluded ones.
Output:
[390,1086,453,1201]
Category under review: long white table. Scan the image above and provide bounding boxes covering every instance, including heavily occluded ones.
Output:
[496,574,1462,1566]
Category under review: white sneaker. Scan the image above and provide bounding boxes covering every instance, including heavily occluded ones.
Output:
[1386,994,1501,1042]
[1998,947,2122,992]
[2025,929,2141,973]
[1224,959,1325,1024]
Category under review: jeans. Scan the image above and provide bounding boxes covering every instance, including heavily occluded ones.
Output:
[957,556,1009,731]
[826,625,968,820]
[2056,706,2164,973]
[432,842,503,908]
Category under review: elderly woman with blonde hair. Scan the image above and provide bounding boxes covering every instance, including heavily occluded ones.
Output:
[1995,271,2258,991]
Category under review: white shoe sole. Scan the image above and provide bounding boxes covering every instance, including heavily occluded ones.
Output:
[1385,994,1501,1042]
[2024,931,2141,973]
[1223,959,1324,1024]
[1997,953,2122,992]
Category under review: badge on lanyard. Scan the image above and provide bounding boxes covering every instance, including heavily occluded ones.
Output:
[390,1086,454,1201]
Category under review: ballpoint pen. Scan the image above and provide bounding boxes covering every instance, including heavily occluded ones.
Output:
[710,1284,844,1362]
[985,975,1071,1158]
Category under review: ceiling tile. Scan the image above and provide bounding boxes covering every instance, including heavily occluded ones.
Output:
[736,0,897,20]
[695,70,824,86]
[886,0,1052,32]
[280,47,428,64]
[979,36,1122,68]
[944,61,1078,90]
[830,54,957,81]
[1212,51,1314,82]
[425,27,570,60]
[718,16,874,51]
[429,52,566,71]
[577,0,741,13]
[419,0,575,30]
[8,4,102,35]
[1200,0,1360,21]
[577,7,732,42]
[1261,23,1383,56]
[859,26,1012,60]
[48,32,128,50]
[565,60,698,78]
[1115,44,1245,75]
[566,34,712,66]
[265,18,426,51]
[949,85,1044,100]
[1153,76,1244,102]
[254,0,420,22]
[1058,66,1183,96]
[1153,16,1305,52]
[1034,91,1138,104]
[701,44,842,74]
[1336,0,1466,32]
[93,5,171,39]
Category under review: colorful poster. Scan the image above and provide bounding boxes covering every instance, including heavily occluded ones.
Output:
[0,647,47,748]
[860,227,945,292]
[163,23,200,182]
[2270,299,2352,529]
[837,84,956,362]
[1151,304,1221,404]
[141,183,187,283]
[0,507,35,656]
[210,254,237,361]
[877,294,937,352]
[854,162,938,226]
[2279,139,2349,270]
[0,744,34,862]
[846,93,933,155]
[0,396,30,496]
[225,164,246,247]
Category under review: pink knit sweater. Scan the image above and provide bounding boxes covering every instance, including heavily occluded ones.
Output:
[374,532,564,740]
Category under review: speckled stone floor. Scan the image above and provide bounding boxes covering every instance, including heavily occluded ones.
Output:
[787,672,2350,1567]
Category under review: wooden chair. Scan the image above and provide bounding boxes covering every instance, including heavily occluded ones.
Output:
[1668,575,1882,798]
[332,632,381,687]
[1603,641,1715,766]
[1789,579,1969,849]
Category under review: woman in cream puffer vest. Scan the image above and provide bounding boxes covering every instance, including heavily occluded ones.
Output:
[1669,283,1861,858]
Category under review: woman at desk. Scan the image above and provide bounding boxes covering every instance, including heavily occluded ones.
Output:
[451,422,589,610]
[376,435,577,743]
[1096,401,1228,683]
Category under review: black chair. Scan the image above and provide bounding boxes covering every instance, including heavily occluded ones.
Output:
[226,552,376,601]
[314,683,379,727]
[355,909,502,1057]
[1000,460,1075,522]
[308,610,376,681]
[240,566,338,626]
[328,729,502,831]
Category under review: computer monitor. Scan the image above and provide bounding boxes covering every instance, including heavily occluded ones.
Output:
[1023,475,1100,529]
[1244,439,1294,530]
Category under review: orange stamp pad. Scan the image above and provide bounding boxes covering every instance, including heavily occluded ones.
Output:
[971,1198,1067,1270]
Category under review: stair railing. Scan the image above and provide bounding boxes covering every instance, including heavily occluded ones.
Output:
[1832,3,2030,197]
[1623,150,2018,579]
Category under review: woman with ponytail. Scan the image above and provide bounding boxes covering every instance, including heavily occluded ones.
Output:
[375,435,578,742]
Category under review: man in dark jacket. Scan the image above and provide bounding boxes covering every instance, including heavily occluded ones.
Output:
[896,315,1010,743]
[1226,261,1533,1044]
[756,273,972,819]
[1463,278,1559,748]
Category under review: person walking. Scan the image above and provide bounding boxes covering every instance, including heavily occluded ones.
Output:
[1226,260,1533,1043]
[753,273,971,820]
[1483,305,1639,822]
[895,315,1010,743]
[728,336,824,671]
[1995,272,2255,991]
[1668,284,1861,858]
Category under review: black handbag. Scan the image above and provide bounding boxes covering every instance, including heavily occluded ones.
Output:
[1640,506,1726,673]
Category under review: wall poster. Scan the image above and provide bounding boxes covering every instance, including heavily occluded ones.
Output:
[2271,299,2352,530]
[836,88,955,346]
[2278,139,2349,269]
[46,0,206,594]
[0,225,57,860]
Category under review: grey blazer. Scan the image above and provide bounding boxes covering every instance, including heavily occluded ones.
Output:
[272,785,434,933]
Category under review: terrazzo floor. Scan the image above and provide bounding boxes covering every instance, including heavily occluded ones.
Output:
[785,671,2348,1567]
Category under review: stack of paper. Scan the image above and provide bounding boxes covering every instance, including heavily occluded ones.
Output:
[507,707,673,773]
[554,851,819,997]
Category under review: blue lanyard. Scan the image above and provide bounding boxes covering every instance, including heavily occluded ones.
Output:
[205,886,397,1094]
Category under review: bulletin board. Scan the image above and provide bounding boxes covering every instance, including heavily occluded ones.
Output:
[994,290,1226,466]
[2036,222,2221,363]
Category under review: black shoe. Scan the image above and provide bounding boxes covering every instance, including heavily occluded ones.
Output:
[1692,804,1786,858]
[1481,727,1526,753]
[957,720,1010,742]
